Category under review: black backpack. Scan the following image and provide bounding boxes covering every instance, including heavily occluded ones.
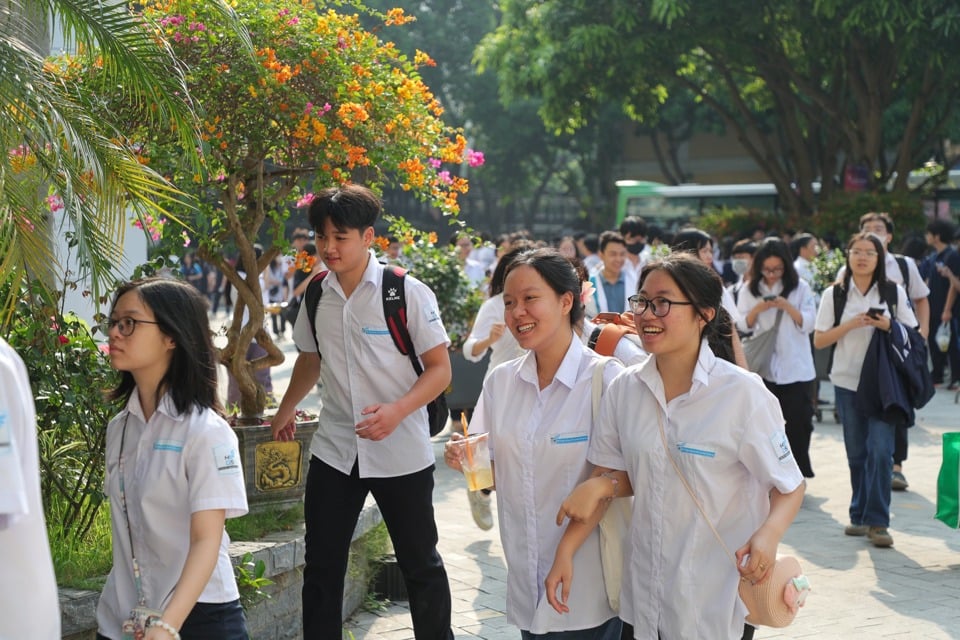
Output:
[302,266,449,437]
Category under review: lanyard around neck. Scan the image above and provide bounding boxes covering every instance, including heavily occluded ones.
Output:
[118,413,147,607]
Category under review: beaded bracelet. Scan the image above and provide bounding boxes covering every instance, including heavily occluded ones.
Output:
[601,471,619,499]
[149,619,181,640]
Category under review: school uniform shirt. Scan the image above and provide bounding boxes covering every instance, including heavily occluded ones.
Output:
[97,393,248,639]
[735,279,817,384]
[0,339,60,639]
[462,293,525,379]
[292,251,450,478]
[815,282,917,392]
[471,335,622,634]
[588,342,804,640]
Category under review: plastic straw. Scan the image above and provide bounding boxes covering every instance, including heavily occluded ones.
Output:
[460,413,474,467]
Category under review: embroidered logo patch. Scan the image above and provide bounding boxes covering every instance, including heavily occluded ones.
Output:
[213,443,241,475]
[770,431,794,464]
[0,411,10,454]
[425,305,441,324]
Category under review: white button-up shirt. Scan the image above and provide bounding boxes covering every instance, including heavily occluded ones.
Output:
[0,339,60,639]
[735,279,817,384]
[97,393,248,639]
[589,342,804,639]
[292,252,449,478]
[462,293,525,378]
[815,281,916,392]
[471,335,621,634]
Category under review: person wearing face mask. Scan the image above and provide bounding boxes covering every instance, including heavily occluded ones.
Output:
[727,239,757,306]
[619,216,650,279]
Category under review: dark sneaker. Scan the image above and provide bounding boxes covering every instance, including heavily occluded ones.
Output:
[868,527,894,547]
[844,523,869,536]
[892,471,909,491]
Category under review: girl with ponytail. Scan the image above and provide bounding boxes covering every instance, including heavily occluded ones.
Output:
[545,253,804,640]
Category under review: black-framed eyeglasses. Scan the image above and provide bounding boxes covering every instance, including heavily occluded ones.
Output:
[98,317,161,337]
[628,295,694,317]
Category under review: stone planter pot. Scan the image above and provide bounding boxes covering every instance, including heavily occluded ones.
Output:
[445,349,489,411]
[233,418,319,512]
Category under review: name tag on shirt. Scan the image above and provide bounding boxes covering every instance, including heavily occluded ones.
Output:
[676,442,716,458]
[551,432,589,445]
[0,412,10,454]
[153,439,184,452]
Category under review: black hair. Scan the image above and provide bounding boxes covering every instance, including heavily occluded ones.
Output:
[108,277,221,416]
[670,228,713,255]
[619,215,648,237]
[489,241,536,296]
[897,235,928,261]
[582,233,599,254]
[731,239,758,256]
[638,253,736,364]
[840,232,887,292]
[598,230,626,253]
[308,184,381,233]
[505,248,584,327]
[302,241,317,256]
[749,238,800,299]
[926,219,956,244]
[789,233,816,259]
[859,212,894,235]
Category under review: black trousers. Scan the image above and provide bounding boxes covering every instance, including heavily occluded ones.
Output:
[764,379,815,478]
[302,456,453,639]
[894,423,909,466]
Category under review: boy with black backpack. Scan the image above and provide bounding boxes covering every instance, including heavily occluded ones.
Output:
[270,185,454,639]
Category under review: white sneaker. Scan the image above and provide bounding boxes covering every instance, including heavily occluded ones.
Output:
[467,489,493,530]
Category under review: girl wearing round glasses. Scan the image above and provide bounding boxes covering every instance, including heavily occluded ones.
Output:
[735,238,818,478]
[546,254,804,640]
[96,278,249,640]
[445,248,624,639]
[813,233,916,548]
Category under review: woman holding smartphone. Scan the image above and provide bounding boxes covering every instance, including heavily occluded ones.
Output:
[736,238,818,477]
[813,232,916,548]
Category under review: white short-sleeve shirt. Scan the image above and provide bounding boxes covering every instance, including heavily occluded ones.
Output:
[462,293,525,377]
[292,252,450,478]
[735,279,817,384]
[0,339,60,639]
[97,393,248,639]
[471,335,622,634]
[588,342,804,639]
[814,281,917,392]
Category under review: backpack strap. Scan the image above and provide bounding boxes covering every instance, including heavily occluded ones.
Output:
[304,270,329,353]
[589,323,632,357]
[382,266,424,376]
[881,280,899,318]
[832,283,847,328]
[894,255,910,293]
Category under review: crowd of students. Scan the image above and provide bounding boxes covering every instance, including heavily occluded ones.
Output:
[10,186,960,639]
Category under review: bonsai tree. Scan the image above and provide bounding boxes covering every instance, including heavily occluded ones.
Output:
[59,0,473,420]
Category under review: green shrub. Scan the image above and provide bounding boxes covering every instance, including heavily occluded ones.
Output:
[696,206,786,240]
[807,191,926,242]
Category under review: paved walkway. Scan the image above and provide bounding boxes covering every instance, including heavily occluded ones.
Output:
[259,329,960,639]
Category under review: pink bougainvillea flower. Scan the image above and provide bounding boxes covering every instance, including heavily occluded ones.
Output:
[296,193,315,208]
[58,335,69,345]
[428,157,441,169]
[98,343,111,355]
[438,170,452,185]
[467,149,485,167]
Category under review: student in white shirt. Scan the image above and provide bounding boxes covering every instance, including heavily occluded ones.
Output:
[590,231,637,314]
[270,185,454,639]
[461,244,533,530]
[814,233,916,549]
[96,278,249,640]
[737,238,818,478]
[445,249,623,639]
[0,339,60,640]
[546,253,804,640]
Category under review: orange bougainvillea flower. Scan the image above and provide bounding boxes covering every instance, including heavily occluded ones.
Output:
[374,236,390,252]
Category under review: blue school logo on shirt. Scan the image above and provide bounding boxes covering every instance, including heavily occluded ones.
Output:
[0,411,10,454]
[770,431,794,463]
[213,444,241,475]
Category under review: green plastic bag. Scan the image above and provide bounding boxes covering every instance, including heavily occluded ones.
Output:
[935,433,960,528]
